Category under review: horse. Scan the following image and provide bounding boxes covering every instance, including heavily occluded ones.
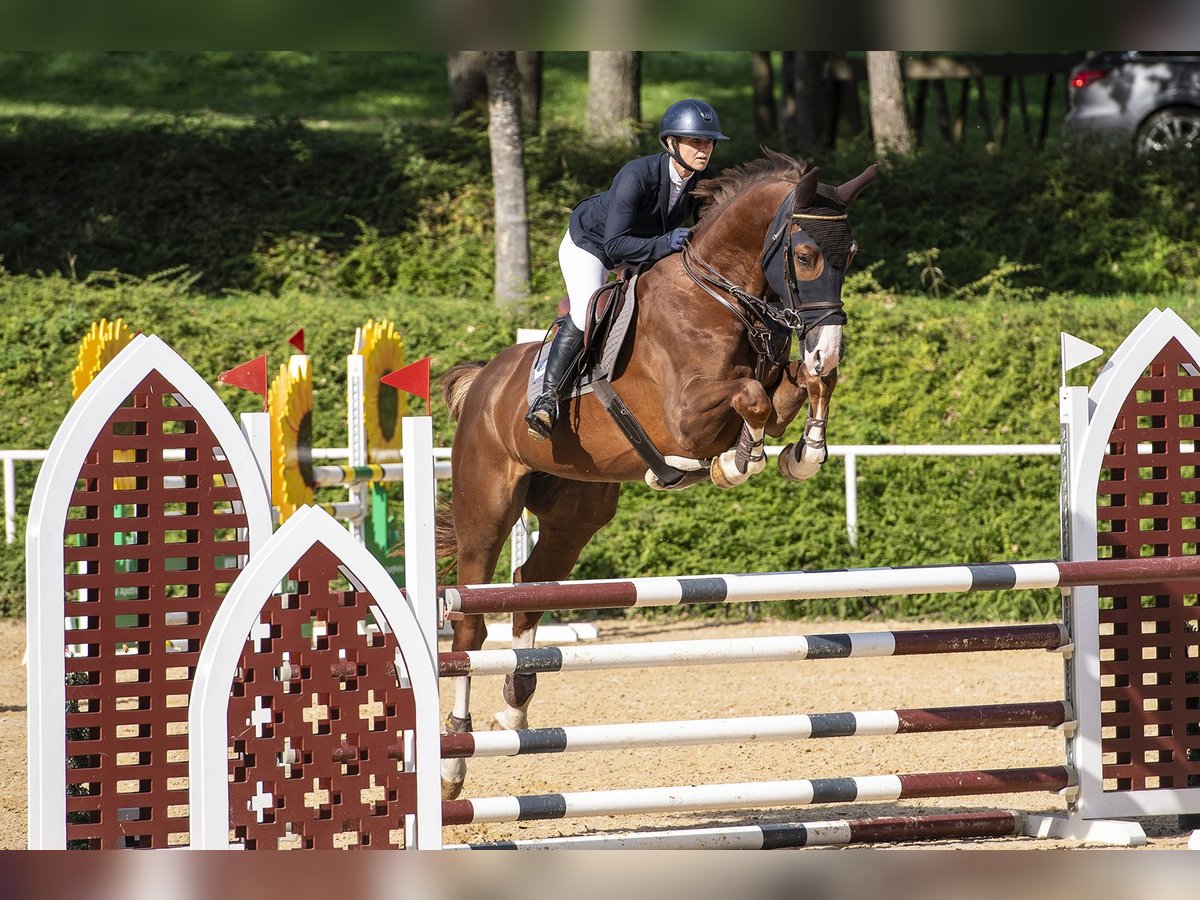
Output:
[437,149,875,799]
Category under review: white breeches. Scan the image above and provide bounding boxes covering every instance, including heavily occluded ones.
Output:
[559,229,610,329]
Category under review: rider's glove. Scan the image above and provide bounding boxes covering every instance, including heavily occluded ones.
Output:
[667,227,691,252]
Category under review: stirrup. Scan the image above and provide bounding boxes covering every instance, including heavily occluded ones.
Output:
[525,394,558,440]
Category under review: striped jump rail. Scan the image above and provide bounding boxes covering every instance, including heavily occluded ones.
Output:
[441,555,1200,616]
[440,700,1071,758]
[310,460,451,487]
[438,623,1068,677]
[447,810,1027,850]
[441,765,1071,826]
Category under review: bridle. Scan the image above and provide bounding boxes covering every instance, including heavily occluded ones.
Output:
[680,186,849,369]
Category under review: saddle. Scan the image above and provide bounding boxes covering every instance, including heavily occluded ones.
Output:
[524,271,708,490]
[525,271,640,408]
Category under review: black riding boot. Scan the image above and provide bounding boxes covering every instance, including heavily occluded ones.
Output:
[525,318,585,440]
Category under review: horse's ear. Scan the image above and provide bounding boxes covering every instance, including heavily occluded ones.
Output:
[834,164,878,206]
[793,166,819,210]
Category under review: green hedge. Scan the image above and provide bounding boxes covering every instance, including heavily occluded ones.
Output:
[1,267,1193,619]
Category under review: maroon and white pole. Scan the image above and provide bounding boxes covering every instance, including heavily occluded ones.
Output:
[442,766,1071,826]
[441,701,1069,758]
[447,810,1025,850]
[438,623,1067,677]
[442,556,1200,616]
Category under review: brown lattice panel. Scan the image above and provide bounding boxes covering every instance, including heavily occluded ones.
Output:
[226,542,420,850]
[62,371,251,848]
[1097,337,1200,793]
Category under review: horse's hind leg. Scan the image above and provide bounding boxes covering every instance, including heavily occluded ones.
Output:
[492,476,621,732]
[441,465,530,800]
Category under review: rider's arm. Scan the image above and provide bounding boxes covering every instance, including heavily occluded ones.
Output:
[600,163,674,267]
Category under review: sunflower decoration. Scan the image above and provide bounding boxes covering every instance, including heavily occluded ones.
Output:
[72,318,132,400]
[73,319,138,492]
[269,354,314,523]
[355,319,406,464]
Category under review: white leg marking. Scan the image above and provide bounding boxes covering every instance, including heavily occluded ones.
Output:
[452,675,471,720]
[493,620,538,731]
[441,676,471,789]
[712,424,767,488]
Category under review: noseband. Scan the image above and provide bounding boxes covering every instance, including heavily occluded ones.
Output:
[680,186,849,367]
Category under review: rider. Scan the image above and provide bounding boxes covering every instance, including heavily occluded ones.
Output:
[524,98,730,440]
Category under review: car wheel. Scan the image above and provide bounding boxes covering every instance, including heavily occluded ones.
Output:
[1136,106,1200,153]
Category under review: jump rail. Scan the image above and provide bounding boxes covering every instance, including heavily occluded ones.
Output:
[441,556,1200,616]
[440,701,1070,758]
[437,623,1068,677]
[442,766,1072,826]
[447,810,1028,850]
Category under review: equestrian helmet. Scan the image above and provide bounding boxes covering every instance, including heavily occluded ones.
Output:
[658,99,730,149]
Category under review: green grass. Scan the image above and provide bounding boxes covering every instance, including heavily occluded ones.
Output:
[0,51,453,129]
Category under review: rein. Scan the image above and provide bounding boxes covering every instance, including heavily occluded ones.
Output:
[679,246,785,365]
[680,189,848,372]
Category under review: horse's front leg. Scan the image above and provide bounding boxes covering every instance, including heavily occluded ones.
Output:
[779,366,838,482]
[709,378,773,489]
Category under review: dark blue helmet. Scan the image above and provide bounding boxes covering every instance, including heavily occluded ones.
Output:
[658,99,730,150]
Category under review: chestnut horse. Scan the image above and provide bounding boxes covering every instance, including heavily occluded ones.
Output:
[438,150,875,799]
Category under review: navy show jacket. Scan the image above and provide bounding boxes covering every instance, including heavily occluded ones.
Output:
[568,151,709,271]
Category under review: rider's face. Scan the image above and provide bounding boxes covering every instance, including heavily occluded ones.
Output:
[672,136,715,172]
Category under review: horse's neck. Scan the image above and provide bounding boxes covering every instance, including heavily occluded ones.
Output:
[689,182,785,293]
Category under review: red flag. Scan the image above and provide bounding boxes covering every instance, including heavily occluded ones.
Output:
[381,356,431,404]
[288,328,305,353]
[218,354,269,410]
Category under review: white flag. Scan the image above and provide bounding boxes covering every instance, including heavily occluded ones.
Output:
[1060,332,1104,374]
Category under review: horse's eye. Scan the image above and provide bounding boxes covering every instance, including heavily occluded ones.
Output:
[846,240,859,269]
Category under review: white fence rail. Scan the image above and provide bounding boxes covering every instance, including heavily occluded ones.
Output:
[1,443,1059,547]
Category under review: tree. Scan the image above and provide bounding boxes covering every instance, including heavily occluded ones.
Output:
[485,51,530,305]
[516,51,543,131]
[586,51,641,147]
[866,51,914,157]
[751,51,777,141]
[791,52,830,151]
[448,51,488,118]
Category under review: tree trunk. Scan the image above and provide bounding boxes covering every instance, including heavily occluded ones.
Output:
[751,51,777,141]
[780,52,797,148]
[586,51,641,148]
[448,51,488,118]
[792,52,830,151]
[486,51,530,305]
[516,51,542,131]
[866,51,914,158]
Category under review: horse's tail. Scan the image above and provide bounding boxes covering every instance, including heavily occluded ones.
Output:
[432,361,486,567]
[442,361,485,422]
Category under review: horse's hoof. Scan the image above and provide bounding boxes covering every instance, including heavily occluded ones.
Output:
[442,778,465,801]
[777,442,824,482]
[711,451,757,490]
[709,460,741,490]
[491,708,528,731]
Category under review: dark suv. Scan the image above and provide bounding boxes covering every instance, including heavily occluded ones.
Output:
[1063,51,1200,153]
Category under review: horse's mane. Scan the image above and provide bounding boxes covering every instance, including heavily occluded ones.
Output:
[691,148,806,219]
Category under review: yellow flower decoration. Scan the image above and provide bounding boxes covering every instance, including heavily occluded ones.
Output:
[73,319,137,491]
[72,318,132,400]
[270,354,314,523]
[355,319,406,464]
